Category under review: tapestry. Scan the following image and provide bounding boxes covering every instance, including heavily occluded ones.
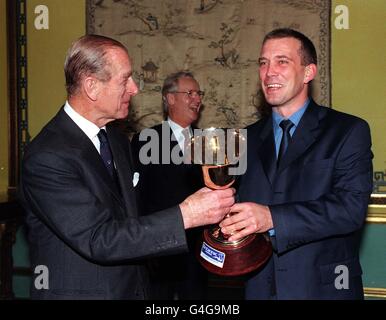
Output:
[87,0,330,132]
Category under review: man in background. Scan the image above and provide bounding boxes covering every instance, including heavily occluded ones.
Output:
[132,71,208,299]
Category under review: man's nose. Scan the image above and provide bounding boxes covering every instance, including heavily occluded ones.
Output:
[265,62,277,77]
[193,94,202,102]
[191,91,203,102]
[128,78,139,96]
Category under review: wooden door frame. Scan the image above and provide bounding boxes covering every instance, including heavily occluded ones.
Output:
[6,0,29,197]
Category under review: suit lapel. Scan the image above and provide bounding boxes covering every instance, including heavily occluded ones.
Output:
[167,122,184,157]
[277,100,325,173]
[107,126,138,216]
[158,122,185,161]
[254,117,277,186]
[80,145,124,204]
[54,109,125,207]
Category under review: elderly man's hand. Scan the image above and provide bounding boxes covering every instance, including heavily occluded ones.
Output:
[180,187,235,229]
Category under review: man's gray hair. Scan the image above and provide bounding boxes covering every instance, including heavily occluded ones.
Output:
[161,71,195,115]
[64,34,128,97]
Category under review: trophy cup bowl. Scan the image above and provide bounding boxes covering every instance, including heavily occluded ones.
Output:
[189,128,272,276]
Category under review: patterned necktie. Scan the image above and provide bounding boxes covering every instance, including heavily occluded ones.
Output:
[277,119,294,167]
[97,129,116,178]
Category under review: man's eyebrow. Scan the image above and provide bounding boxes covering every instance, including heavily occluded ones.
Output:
[275,55,292,60]
[258,55,293,62]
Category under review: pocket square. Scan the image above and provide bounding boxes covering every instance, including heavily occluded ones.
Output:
[132,172,139,187]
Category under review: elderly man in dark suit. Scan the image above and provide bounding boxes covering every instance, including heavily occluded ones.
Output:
[220,28,373,299]
[131,71,208,299]
[20,35,234,300]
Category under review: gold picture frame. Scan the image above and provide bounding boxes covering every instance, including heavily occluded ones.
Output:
[367,194,386,224]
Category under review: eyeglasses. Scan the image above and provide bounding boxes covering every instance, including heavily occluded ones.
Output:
[172,90,205,99]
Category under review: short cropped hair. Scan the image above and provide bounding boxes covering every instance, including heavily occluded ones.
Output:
[263,28,317,66]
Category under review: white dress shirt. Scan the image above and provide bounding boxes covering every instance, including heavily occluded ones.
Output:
[63,101,139,186]
[167,118,192,154]
[64,101,105,154]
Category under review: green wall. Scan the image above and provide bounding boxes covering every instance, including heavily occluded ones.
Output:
[27,0,86,138]
[360,224,386,288]
[331,0,386,174]
[331,0,386,298]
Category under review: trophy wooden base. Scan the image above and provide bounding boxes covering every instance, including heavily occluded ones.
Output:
[196,228,272,276]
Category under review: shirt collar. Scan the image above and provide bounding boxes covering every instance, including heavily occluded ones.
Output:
[64,101,103,140]
[167,118,191,138]
[272,98,310,130]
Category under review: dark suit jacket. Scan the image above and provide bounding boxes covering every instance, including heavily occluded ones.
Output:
[20,108,188,299]
[132,122,203,215]
[239,100,373,299]
[131,122,206,299]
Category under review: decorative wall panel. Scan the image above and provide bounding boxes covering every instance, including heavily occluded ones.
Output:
[87,0,330,132]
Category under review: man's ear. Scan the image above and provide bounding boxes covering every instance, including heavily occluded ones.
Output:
[166,93,175,108]
[304,64,317,84]
[83,76,99,101]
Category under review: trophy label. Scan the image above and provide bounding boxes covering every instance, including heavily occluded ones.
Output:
[200,242,225,268]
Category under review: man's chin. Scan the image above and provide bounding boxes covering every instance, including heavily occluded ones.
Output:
[265,97,284,107]
[116,109,129,120]
[190,115,199,124]
[190,109,200,118]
